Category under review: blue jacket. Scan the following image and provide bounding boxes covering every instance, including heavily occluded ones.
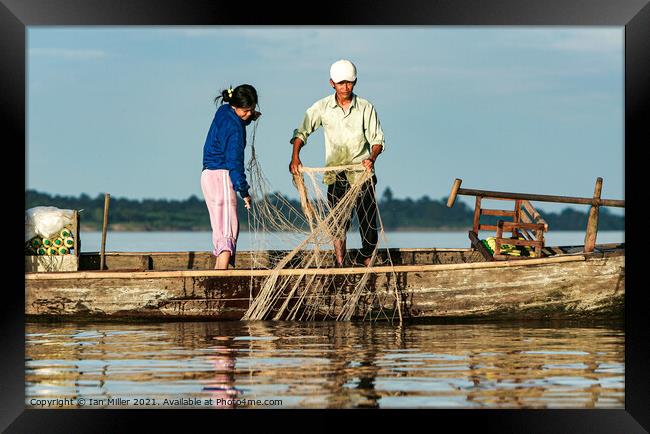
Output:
[202,104,251,198]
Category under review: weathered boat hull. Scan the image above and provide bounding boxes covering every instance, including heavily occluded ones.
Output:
[25,247,624,322]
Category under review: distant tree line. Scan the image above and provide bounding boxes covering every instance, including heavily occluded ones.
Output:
[25,187,624,232]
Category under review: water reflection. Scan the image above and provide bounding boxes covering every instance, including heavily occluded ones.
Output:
[25,321,624,409]
[203,337,238,408]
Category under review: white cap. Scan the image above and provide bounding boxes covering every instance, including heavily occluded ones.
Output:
[330,59,357,83]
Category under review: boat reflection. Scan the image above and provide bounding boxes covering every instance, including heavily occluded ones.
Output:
[25,320,624,409]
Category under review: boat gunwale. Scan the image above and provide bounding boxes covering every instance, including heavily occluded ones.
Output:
[24,252,594,280]
[79,247,476,256]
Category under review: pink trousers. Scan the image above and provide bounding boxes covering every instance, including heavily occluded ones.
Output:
[200,169,239,266]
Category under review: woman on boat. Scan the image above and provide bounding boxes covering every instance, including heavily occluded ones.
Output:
[201,84,261,269]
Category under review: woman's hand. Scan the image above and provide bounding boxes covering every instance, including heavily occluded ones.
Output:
[243,195,252,210]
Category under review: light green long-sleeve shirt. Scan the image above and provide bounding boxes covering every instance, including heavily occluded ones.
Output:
[291,93,386,184]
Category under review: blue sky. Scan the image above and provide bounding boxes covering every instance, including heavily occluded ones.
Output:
[27,27,624,214]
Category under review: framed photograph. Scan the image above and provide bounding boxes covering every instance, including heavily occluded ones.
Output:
[5,0,648,431]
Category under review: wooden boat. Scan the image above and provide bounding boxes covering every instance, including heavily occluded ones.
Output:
[25,178,624,322]
[25,243,624,322]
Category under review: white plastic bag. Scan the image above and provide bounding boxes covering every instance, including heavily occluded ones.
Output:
[25,206,75,241]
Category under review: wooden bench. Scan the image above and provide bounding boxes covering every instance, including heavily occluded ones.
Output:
[468,197,548,261]
[447,177,624,257]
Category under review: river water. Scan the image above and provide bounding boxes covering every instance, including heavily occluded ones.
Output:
[25,321,624,409]
[26,231,625,409]
[77,230,624,252]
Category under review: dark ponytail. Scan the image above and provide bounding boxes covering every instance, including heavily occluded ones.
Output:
[214,84,258,108]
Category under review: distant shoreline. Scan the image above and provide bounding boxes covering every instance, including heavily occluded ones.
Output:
[30,188,624,233]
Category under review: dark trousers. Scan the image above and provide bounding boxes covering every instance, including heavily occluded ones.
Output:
[327,172,378,259]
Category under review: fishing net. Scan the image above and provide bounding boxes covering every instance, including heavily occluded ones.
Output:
[241,123,403,323]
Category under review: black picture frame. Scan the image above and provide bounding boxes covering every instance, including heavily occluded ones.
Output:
[3,0,648,431]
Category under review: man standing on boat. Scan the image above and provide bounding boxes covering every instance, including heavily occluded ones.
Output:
[289,59,386,267]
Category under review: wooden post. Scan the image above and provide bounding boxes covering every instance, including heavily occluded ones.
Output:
[513,199,521,237]
[473,196,482,233]
[584,178,603,253]
[71,210,80,272]
[294,173,316,232]
[73,210,80,258]
[533,229,544,258]
[100,193,111,270]
[495,220,503,256]
[447,178,462,207]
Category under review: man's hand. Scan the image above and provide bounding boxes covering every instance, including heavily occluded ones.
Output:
[362,157,375,172]
[362,145,382,172]
[243,195,252,210]
[290,138,304,175]
[289,157,303,175]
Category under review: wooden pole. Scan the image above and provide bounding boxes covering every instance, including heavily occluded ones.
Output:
[472,196,482,233]
[25,254,587,280]
[447,178,623,208]
[100,193,111,270]
[584,178,603,253]
[293,173,316,232]
[71,210,80,272]
[495,220,503,256]
[73,210,79,258]
[447,178,462,207]
[513,200,521,237]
